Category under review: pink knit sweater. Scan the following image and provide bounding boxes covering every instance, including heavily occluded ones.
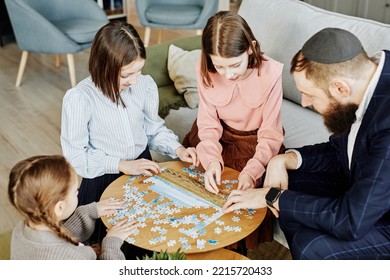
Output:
[196,57,284,181]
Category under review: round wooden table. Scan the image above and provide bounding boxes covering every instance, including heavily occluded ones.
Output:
[101,161,266,254]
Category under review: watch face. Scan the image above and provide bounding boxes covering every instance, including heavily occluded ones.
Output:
[266,187,281,202]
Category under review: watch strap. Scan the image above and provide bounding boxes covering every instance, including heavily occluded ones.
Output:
[266,198,275,208]
[266,187,282,209]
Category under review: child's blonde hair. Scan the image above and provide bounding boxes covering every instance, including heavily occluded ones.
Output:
[8,155,79,245]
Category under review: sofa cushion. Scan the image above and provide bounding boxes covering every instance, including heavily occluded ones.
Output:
[143,36,202,87]
[158,85,187,119]
[167,44,201,109]
[238,0,390,106]
[143,36,201,118]
[281,100,329,148]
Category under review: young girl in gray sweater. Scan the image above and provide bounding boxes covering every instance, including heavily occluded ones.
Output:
[8,155,138,259]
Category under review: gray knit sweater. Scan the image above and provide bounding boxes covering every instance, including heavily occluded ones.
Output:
[11,203,125,260]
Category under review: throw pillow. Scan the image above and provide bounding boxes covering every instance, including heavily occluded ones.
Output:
[167,44,201,109]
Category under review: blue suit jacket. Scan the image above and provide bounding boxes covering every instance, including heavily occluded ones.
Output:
[280,51,390,241]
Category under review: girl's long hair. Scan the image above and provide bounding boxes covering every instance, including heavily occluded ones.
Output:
[89,21,146,107]
[200,11,266,87]
[8,155,79,245]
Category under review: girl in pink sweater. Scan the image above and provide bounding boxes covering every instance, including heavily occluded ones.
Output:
[183,11,284,246]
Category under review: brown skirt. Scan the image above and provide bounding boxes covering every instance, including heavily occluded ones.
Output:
[183,119,282,249]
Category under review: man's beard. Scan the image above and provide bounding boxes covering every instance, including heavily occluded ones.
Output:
[322,98,358,136]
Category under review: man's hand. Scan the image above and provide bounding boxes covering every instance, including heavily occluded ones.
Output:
[263,153,298,189]
[222,188,267,213]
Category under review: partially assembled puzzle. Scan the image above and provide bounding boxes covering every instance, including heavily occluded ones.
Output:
[106,164,258,252]
[152,167,227,207]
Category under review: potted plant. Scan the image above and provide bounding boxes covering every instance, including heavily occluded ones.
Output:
[139,248,186,260]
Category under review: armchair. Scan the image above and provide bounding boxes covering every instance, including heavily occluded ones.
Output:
[5,0,109,87]
[135,0,219,46]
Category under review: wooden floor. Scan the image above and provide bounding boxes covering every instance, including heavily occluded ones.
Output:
[0,0,291,260]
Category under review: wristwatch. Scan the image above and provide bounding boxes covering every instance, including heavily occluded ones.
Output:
[265,187,282,208]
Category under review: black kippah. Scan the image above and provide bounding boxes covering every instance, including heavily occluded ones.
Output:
[301,28,363,64]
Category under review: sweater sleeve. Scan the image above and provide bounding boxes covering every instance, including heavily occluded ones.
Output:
[99,236,126,260]
[240,74,284,181]
[63,203,99,242]
[196,78,224,170]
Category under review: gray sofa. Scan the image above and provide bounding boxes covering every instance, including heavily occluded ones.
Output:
[146,0,390,247]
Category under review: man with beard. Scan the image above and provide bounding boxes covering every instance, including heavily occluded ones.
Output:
[222,28,390,259]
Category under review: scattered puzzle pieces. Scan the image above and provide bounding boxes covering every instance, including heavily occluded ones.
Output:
[104,163,261,253]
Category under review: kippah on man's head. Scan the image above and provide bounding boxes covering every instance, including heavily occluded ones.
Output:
[301,28,364,64]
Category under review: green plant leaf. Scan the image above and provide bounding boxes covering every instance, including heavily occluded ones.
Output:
[138,248,186,260]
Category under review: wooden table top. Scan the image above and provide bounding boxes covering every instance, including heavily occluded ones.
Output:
[101,161,266,254]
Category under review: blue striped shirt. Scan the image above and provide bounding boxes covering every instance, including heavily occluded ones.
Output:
[61,75,181,178]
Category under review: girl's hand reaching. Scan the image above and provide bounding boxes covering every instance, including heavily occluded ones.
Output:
[237,173,255,190]
[204,161,222,194]
[106,219,139,241]
[175,146,199,166]
[96,198,126,217]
